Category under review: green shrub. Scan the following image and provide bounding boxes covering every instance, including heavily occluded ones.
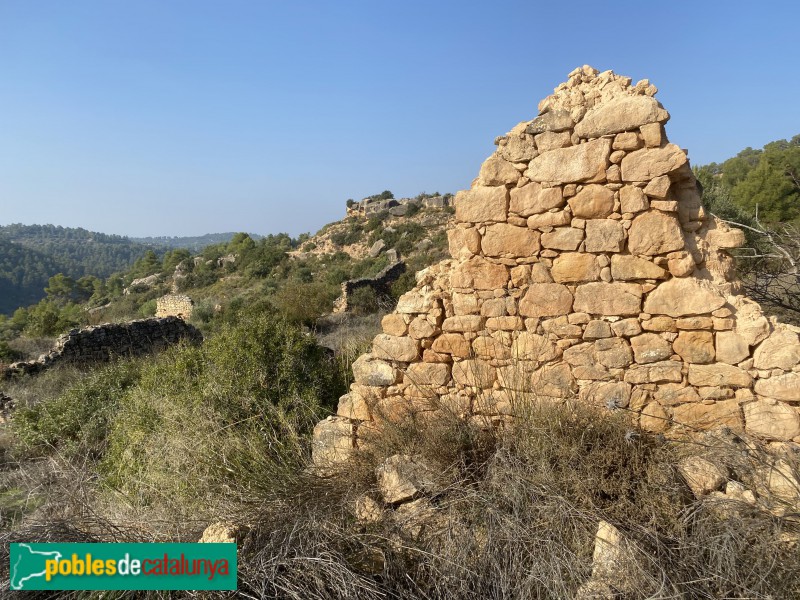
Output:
[271,280,339,326]
[99,309,345,515]
[0,340,22,362]
[138,299,157,317]
[13,359,144,459]
[347,286,381,314]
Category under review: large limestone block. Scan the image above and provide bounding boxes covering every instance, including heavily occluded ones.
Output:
[654,383,701,405]
[567,185,614,219]
[541,227,584,251]
[630,333,672,364]
[405,362,451,388]
[353,354,397,386]
[510,184,564,216]
[498,130,537,162]
[678,456,727,497]
[687,363,752,388]
[624,360,683,384]
[732,303,771,346]
[643,175,671,199]
[627,211,684,256]
[535,130,571,151]
[396,290,437,314]
[525,137,611,184]
[643,278,726,317]
[574,95,667,138]
[551,252,600,283]
[762,459,800,503]
[511,332,560,362]
[431,333,471,358]
[337,392,372,421]
[518,283,574,317]
[472,335,510,360]
[382,313,408,336]
[455,186,508,223]
[376,454,438,504]
[312,416,355,470]
[482,223,541,258]
[372,334,419,362]
[594,337,633,368]
[620,144,688,181]
[640,402,670,432]
[451,256,509,290]
[452,359,496,388]
[715,331,750,365]
[619,185,649,213]
[574,282,642,316]
[527,211,572,229]
[585,220,626,253]
[442,315,484,333]
[753,329,800,370]
[743,400,800,441]
[671,400,743,430]
[754,372,800,402]
[672,330,715,364]
[610,255,666,280]
[447,227,481,259]
[580,381,631,409]
[530,362,576,397]
[477,155,520,186]
[705,224,747,249]
[526,109,573,134]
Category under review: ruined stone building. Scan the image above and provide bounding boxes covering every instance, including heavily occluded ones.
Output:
[313,66,800,469]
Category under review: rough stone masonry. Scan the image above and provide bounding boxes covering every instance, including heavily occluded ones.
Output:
[313,66,800,469]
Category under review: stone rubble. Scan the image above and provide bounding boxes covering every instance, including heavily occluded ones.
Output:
[313,66,800,471]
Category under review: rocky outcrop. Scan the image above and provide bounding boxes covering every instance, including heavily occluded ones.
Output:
[332,261,406,313]
[313,66,800,471]
[347,196,452,218]
[3,317,202,378]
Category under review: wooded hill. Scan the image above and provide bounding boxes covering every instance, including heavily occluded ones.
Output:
[0,224,160,315]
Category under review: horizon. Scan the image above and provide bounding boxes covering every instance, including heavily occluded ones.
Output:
[2,1,799,238]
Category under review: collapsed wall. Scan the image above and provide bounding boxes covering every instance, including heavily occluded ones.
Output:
[313,66,800,469]
[4,317,202,377]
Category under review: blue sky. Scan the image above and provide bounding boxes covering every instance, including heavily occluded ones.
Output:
[1,1,798,238]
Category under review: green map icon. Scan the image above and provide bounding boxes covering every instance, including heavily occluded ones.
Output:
[10,543,63,590]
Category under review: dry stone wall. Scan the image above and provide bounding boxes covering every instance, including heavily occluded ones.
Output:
[156,294,195,319]
[332,261,407,313]
[313,66,800,469]
[4,317,202,377]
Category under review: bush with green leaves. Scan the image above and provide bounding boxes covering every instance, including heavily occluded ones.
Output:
[96,307,345,514]
[13,360,144,459]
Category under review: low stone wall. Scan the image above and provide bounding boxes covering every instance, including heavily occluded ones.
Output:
[4,317,202,377]
[333,261,407,313]
[156,294,195,319]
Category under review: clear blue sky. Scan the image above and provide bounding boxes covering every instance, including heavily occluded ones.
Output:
[1,1,798,238]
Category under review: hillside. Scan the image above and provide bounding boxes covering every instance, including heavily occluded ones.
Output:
[0,198,454,358]
[0,224,158,315]
[130,232,264,252]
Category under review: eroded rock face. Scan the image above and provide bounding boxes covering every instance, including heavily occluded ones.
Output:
[312,66,800,471]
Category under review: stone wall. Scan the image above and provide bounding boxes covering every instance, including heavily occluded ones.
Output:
[156,294,195,319]
[332,261,407,313]
[313,66,800,469]
[4,317,202,377]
